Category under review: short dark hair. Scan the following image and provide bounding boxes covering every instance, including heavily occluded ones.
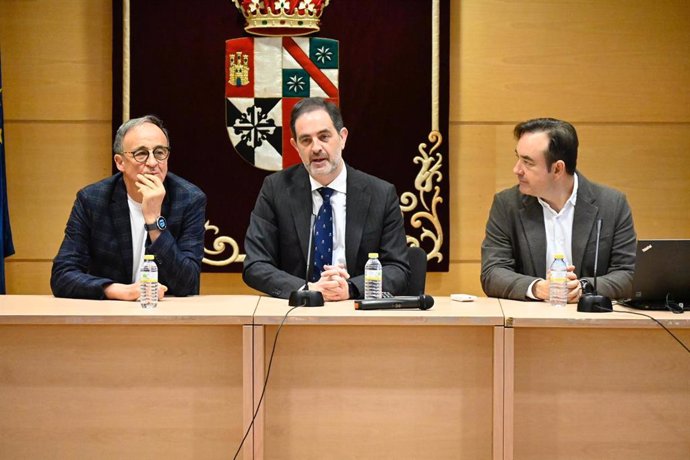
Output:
[289,98,344,138]
[513,118,578,174]
[113,114,170,153]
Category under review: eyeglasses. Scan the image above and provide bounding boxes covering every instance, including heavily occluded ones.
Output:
[121,146,170,163]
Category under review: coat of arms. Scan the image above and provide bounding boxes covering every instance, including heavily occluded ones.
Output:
[227,0,337,171]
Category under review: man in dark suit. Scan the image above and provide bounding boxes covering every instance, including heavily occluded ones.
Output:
[243,98,410,300]
[481,118,636,302]
[51,115,206,300]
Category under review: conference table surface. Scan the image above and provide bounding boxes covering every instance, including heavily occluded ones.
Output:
[0,294,259,324]
[2,294,685,327]
[500,298,690,328]
[254,294,504,325]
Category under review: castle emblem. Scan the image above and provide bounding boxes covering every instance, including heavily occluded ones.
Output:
[228,51,250,87]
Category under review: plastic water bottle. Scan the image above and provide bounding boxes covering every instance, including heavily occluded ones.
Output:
[549,253,568,307]
[139,254,158,308]
[364,252,383,299]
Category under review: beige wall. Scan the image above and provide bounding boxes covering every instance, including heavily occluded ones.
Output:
[1,0,689,296]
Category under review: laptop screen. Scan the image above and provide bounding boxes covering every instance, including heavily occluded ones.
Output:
[631,239,690,304]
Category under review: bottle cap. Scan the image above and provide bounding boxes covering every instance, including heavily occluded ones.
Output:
[368,252,379,259]
[554,253,565,259]
[144,254,155,260]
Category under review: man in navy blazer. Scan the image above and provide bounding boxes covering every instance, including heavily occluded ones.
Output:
[51,115,206,300]
[243,98,410,300]
[481,118,636,302]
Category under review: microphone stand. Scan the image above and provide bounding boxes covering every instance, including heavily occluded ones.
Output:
[289,213,324,307]
[577,219,612,313]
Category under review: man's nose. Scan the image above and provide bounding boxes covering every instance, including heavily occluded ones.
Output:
[145,152,159,167]
[513,159,522,175]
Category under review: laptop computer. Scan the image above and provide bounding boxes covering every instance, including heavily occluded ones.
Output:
[625,239,690,312]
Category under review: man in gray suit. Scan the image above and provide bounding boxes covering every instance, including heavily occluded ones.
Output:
[243,98,410,300]
[481,118,636,302]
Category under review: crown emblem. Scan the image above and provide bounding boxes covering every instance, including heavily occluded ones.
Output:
[233,0,330,37]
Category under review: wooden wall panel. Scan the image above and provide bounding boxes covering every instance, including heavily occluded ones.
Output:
[0,0,112,120]
[427,262,483,296]
[5,122,112,260]
[200,273,259,296]
[454,0,690,123]
[577,124,690,238]
[5,261,53,295]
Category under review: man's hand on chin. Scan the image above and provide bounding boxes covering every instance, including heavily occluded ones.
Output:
[136,173,166,222]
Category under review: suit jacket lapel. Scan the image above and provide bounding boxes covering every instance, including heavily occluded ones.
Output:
[345,167,370,269]
[519,196,547,276]
[288,168,313,264]
[110,176,133,280]
[572,174,598,275]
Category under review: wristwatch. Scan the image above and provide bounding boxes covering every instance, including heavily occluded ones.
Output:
[144,216,167,232]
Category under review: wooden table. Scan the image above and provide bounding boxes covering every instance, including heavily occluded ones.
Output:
[499,299,690,460]
[0,295,258,460]
[3,295,688,459]
[250,296,505,460]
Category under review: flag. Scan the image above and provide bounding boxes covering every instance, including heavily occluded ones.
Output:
[0,52,16,294]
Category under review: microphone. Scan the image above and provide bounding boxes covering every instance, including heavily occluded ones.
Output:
[577,219,612,313]
[288,213,324,307]
[354,295,434,311]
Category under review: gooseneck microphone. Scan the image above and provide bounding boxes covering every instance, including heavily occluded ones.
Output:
[577,219,612,312]
[355,295,435,311]
[289,213,324,307]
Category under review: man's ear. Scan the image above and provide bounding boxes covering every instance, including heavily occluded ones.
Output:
[289,138,298,152]
[339,127,348,149]
[552,159,566,176]
[114,154,125,172]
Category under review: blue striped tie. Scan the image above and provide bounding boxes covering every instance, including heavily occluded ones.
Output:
[311,187,334,282]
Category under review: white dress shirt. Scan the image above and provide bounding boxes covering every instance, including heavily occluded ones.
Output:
[527,173,579,299]
[127,195,148,283]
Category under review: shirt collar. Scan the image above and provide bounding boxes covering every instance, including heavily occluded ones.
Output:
[309,163,348,194]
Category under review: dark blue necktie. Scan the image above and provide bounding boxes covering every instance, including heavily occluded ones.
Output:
[311,187,334,282]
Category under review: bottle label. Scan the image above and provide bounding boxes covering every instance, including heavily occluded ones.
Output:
[141,272,158,283]
[550,270,566,283]
[364,269,382,281]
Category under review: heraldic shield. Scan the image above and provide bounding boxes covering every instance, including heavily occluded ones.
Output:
[225,36,339,171]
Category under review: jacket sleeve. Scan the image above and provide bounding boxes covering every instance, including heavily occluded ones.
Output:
[583,193,636,299]
[347,183,410,298]
[242,177,306,298]
[149,190,207,296]
[50,191,115,299]
[480,193,539,300]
